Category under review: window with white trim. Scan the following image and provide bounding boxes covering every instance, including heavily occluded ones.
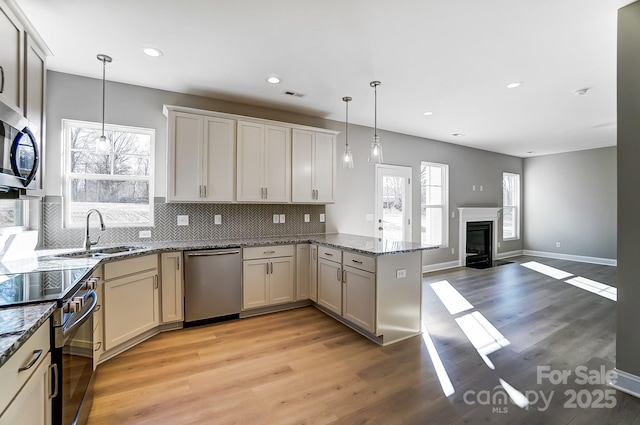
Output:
[63,120,155,228]
[502,172,520,240]
[0,200,27,233]
[421,162,449,246]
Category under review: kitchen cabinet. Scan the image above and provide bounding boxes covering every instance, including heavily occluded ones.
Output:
[310,244,318,302]
[296,244,310,300]
[160,252,184,323]
[166,109,236,202]
[242,245,294,309]
[24,35,46,192]
[317,247,342,315]
[292,129,336,203]
[237,121,290,202]
[93,266,104,368]
[0,319,52,425]
[0,1,23,114]
[342,264,376,334]
[103,255,159,351]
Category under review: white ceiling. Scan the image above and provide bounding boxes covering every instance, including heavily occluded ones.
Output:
[14,0,632,157]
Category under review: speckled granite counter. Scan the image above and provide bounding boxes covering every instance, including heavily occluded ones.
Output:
[0,302,55,368]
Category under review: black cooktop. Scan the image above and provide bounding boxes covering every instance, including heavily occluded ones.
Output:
[0,268,91,307]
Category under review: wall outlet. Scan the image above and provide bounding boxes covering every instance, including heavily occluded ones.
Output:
[396,269,407,279]
[214,214,222,225]
[497,242,501,248]
[139,230,151,238]
[304,214,310,223]
[451,248,455,255]
[365,214,374,222]
[472,185,476,191]
[480,185,484,191]
[451,211,455,218]
[177,215,189,226]
[319,213,326,223]
[273,214,280,224]
[279,214,286,224]
[556,242,561,248]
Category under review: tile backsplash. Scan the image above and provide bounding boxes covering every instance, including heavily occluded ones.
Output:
[42,197,326,248]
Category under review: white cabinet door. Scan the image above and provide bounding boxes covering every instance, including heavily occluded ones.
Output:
[342,266,376,333]
[296,244,310,300]
[168,111,203,202]
[264,125,290,202]
[0,4,23,113]
[243,259,269,309]
[310,245,318,302]
[317,258,342,315]
[104,270,159,350]
[269,256,294,304]
[0,353,51,425]
[314,132,336,203]
[203,117,236,202]
[237,121,265,201]
[24,35,45,192]
[291,129,314,203]
[160,252,184,323]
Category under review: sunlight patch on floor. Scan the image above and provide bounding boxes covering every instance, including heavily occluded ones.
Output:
[499,379,530,409]
[429,280,474,315]
[521,261,574,280]
[421,322,455,397]
[566,276,617,301]
[455,312,510,370]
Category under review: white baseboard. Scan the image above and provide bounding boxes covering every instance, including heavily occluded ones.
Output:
[423,260,461,274]
[496,250,523,260]
[609,369,640,398]
[522,250,617,266]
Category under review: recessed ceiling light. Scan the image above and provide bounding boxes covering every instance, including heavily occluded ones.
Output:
[452,133,465,137]
[267,76,281,84]
[143,47,163,57]
[527,151,535,154]
[506,81,523,89]
[423,111,434,116]
[573,88,590,96]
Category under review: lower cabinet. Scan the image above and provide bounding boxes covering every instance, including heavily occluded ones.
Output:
[310,244,318,302]
[103,255,159,351]
[342,265,376,334]
[242,245,294,310]
[318,256,342,315]
[160,252,184,323]
[296,244,310,300]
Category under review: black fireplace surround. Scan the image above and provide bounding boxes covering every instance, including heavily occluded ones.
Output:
[466,221,492,269]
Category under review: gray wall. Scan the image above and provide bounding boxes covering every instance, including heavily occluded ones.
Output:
[44,71,524,261]
[617,1,640,378]
[523,147,617,260]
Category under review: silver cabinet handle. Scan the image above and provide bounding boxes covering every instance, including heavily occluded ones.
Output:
[265,262,269,275]
[176,256,180,270]
[337,267,341,282]
[352,259,363,264]
[186,250,240,257]
[49,363,59,399]
[316,189,319,200]
[324,252,333,257]
[312,248,317,261]
[263,250,276,254]
[343,269,346,282]
[18,349,43,372]
[265,187,268,199]
[94,341,102,352]
[203,185,207,198]
[154,275,158,289]
[270,262,274,274]
[0,66,4,94]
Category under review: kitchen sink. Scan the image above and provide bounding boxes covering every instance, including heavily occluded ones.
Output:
[55,246,146,259]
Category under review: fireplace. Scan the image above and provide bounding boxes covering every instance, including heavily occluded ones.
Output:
[466,221,492,268]
[457,207,502,269]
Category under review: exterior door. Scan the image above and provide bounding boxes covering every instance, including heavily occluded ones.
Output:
[375,164,412,242]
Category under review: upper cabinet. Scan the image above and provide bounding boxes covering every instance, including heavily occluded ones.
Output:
[292,129,336,203]
[237,121,290,202]
[0,2,23,114]
[166,109,236,202]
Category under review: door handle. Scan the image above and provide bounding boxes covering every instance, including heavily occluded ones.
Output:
[18,349,43,372]
[49,363,59,399]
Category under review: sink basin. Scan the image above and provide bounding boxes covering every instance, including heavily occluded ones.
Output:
[55,246,145,259]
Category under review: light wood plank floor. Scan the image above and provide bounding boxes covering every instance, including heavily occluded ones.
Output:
[88,256,640,424]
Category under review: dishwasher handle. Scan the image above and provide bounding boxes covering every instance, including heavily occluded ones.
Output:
[186,250,240,257]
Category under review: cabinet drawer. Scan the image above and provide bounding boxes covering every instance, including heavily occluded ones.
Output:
[104,254,158,280]
[318,246,342,263]
[343,252,376,273]
[243,245,294,260]
[0,318,50,414]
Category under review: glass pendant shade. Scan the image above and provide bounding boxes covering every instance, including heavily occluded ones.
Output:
[342,96,354,169]
[343,145,354,168]
[96,135,110,153]
[96,54,112,153]
[368,135,383,163]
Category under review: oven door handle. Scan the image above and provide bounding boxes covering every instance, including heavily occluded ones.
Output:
[62,290,97,339]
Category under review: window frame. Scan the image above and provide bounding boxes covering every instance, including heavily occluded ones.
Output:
[420,161,449,248]
[502,172,521,241]
[62,119,155,229]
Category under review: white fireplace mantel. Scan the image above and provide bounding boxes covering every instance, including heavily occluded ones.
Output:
[458,208,502,266]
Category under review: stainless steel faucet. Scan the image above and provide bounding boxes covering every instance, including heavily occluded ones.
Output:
[84,209,106,251]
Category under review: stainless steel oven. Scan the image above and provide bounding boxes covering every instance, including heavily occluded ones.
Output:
[52,276,98,425]
[0,100,39,190]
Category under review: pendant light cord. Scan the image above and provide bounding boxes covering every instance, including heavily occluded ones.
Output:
[374,84,377,138]
[345,99,349,147]
[101,58,106,137]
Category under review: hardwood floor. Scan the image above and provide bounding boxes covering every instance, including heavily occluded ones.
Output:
[87,256,640,424]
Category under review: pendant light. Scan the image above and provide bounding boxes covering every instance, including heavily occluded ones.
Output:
[368,81,383,163]
[96,54,113,153]
[342,96,354,169]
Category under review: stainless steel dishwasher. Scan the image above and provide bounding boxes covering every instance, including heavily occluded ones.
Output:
[184,248,242,325]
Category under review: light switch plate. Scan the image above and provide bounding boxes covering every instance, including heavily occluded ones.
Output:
[139,230,151,238]
[273,214,280,224]
[319,213,325,223]
[279,214,285,223]
[396,269,407,279]
[365,214,374,222]
[177,215,189,226]
[304,214,310,223]
[214,214,222,225]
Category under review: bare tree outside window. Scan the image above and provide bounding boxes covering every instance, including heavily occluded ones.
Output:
[63,120,155,228]
[502,173,520,240]
[421,162,448,246]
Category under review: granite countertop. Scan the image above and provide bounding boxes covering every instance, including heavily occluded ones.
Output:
[0,302,56,368]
